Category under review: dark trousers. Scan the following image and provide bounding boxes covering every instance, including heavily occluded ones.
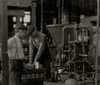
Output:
[42,60,51,80]
[9,59,23,85]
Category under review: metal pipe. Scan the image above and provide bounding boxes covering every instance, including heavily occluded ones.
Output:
[0,0,9,85]
[31,2,37,29]
[41,0,43,31]
[95,0,100,85]
[58,0,61,24]
[97,0,100,27]
[61,0,64,20]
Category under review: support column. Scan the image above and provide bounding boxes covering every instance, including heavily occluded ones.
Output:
[95,0,100,85]
[58,0,61,24]
[0,0,9,85]
[31,2,37,29]
[97,0,100,27]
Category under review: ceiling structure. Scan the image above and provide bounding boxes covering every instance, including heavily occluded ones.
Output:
[36,0,97,29]
[7,0,97,30]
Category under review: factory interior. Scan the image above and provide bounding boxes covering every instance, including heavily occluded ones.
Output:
[0,0,100,85]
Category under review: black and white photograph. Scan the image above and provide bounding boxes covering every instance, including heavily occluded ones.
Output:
[0,0,100,85]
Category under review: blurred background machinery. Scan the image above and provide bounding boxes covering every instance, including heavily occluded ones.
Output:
[0,0,99,85]
[47,24,95,82]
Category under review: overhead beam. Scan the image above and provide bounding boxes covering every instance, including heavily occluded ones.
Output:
[8,9,25,16]
[7,0,31,7]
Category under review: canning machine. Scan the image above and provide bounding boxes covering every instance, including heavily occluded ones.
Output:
[47,24,95,82]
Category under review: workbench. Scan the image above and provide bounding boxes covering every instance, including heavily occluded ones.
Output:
[22,69,45,85]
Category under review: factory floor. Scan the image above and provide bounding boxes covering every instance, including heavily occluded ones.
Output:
[44,81,96,85]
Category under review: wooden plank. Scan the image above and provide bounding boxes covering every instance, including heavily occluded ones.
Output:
[0,0,9,85]
[7,0,31,7]
[8,10,25,16]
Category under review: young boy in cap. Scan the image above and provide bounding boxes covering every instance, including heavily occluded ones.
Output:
[8,24,27,85]
[27,25,52,81]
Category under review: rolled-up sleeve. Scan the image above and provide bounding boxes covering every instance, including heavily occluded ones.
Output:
[35,36,46,60]
[29,37,35,63]
[8,38,16,59]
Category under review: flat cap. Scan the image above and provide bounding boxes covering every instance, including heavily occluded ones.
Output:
[15,24,27,30]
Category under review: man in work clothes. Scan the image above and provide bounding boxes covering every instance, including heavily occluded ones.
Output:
[8,24,27,85]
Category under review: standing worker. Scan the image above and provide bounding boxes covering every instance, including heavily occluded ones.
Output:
[27,25,52,81]
[8,24,27,85]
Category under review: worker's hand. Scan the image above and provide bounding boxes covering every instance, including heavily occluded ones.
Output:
[33,57,38,64]
[33,61,40,69]
[26,63,32,67]
[30,58,37,68]
[31,63,35,68]
[33,60,37,66]
[24,63,33,70]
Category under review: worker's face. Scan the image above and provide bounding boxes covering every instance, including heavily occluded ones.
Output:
[19,29,27,39]
[31,31,37,38]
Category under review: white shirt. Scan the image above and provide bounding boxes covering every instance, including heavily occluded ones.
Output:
[8,35,25,60]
